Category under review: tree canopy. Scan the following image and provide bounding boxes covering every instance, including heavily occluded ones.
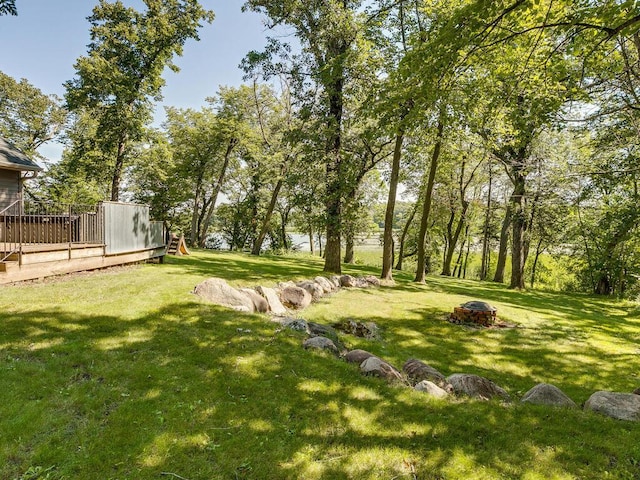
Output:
[3,0,640,296]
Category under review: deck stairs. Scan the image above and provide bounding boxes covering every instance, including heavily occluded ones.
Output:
[166,235,180,255]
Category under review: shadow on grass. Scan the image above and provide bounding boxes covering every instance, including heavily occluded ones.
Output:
[165,250,380,286]
[3,300,640,480]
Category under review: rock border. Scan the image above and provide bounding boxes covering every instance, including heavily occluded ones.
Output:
[193,274,380,315]
[194,277,640,422]
[286,317,639,422]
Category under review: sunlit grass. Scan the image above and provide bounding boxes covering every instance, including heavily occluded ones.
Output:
[0,249,639,479]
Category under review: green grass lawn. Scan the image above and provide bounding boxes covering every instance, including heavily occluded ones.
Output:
[1,250,639,479]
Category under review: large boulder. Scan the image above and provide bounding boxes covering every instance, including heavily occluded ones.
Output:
[415,380,450,399]
[403,359,449,389]
[361,275,381,287]
[329,276,342,289]
[279,285,312,309]
[584,391,640,421]
[360,356,403,383]
[193,278,256,312]
[303,336,339,355]
[340,275,357,287]
[239,288,269,313]
[297,281,324,300]
[314,276,335,294]
[521,383,577,408]
[256,286,288,315]
[344,349,377,364]
[447,373,511,401]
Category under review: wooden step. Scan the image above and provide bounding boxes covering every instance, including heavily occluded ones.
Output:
[0,261,18,274]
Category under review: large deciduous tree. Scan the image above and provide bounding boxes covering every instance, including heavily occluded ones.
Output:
[0,71,67,157]
[243,0,364,273]
[64,0,213,201]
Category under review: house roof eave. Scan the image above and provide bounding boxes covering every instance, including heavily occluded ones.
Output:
[0,138,44,173]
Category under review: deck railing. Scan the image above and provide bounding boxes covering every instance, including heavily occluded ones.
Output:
[0,200,104,264]
[0,199,22,262]
[0,200,165,267]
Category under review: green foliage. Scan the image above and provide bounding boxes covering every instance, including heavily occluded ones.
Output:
[0,71,67,158]
[64,0,214,200]
[0,0,16,16]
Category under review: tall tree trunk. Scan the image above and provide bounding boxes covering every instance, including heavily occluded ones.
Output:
[252,172,285,255]
[480,159,493,280]
[381,131,404,280]
[395,201,418,271]
[324,183,341,272]
[441,200,469,276]
[322,51,345,274]
[198,138,237,248]
[509,173,527,289]
[280,208,290,251]
[309,226,315,255]
[493,203,512,283]
[343,188,357,264]
[530,236,544,289]
[453,229,466,278]
[344,231,355,264]
[189,175,205,247]
[110,135,127,201]
[463,225,472,279]
[415,113,445,283]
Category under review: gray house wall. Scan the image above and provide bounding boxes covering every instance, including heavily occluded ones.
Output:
[0,169,21,210]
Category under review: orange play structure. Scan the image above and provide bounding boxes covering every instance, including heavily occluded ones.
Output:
[166,234,190,256]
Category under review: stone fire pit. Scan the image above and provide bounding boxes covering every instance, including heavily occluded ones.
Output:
[450,301,497,327]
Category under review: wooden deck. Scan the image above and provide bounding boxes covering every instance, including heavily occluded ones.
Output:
[0,242,165,284]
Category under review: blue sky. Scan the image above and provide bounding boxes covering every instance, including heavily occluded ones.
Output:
[0,0,272,160]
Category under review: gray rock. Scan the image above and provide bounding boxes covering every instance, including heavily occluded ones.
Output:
[239,288,269,313]
[521,383,577,408]
[280,285,312,309]
[415,380,449,399]
[344,349,377,364]
[334,320,380,339]
[361,275,381,287]
[329,276,342,288]
[193,278,255,312]
[284,318,309,332]
[633,387,640,395]
[340,275,357,287]
[584,391,640,421]
[297,280,324,300]
[447,373,511,401]
[303,336,339,355]
[256,286,288,315]
[403,359,449,389]
[307,322,343,350]
[314,276,335,294]
[360,356,403,383]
